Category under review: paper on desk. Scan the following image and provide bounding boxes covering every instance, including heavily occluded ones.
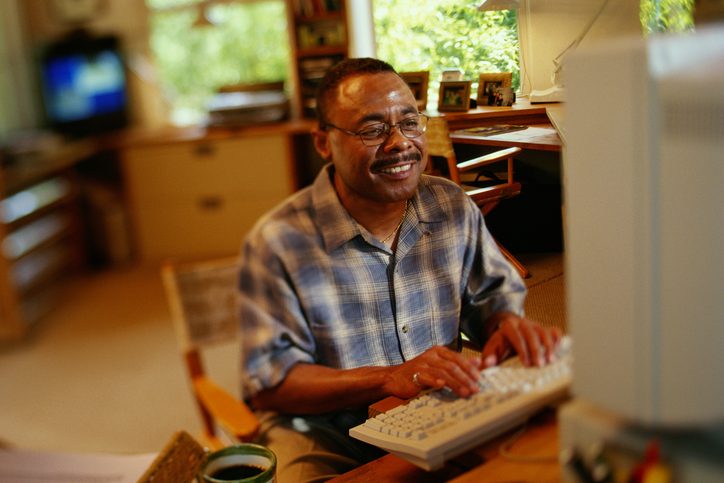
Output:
[486,126,560,144]
[0,448,157,483]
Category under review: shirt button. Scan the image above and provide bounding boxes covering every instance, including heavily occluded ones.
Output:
[401,326,409,333]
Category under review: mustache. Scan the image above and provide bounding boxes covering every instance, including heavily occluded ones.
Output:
[371,152,422,170]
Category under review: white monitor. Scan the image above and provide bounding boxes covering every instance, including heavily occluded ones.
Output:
[563,25,724,428]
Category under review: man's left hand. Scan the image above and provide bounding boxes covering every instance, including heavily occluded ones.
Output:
[481,312,562,368]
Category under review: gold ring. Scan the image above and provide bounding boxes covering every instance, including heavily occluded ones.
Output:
[413,372,422,386]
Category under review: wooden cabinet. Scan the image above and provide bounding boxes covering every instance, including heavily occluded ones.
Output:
[121,134,293,264]
[288,0,349,119]
[0,163,85,341]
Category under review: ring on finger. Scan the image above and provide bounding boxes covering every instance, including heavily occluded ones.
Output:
[413,372,422,386]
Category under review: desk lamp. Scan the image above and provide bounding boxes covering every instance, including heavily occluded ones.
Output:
[477,0,520,11]
[529,0,610,103]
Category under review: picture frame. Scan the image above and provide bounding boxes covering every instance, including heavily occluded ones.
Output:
[477,73,513,106]
[438,81,472,112]
[400,71,430,111]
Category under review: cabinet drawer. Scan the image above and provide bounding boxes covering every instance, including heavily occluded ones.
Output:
[122,134,294,262]
[123,135,291,201]
[132,198,276,261]
[125,136,291,198]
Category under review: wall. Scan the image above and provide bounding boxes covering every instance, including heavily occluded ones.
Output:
[0,0,41,136]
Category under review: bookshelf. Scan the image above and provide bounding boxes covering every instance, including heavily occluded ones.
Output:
[288,0,349,119]
[0,146,87,342]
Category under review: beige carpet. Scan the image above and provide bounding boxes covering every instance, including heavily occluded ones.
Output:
[0,252,565,455]
[519,252,566,333]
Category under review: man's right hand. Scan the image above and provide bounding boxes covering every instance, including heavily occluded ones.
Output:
[385,345,482,399]
[251,346,483,415]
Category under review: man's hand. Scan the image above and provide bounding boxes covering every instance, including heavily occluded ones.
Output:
[385,345,482,400]
[481,312,562,368]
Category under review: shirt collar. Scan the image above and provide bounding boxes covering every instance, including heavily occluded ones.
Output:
[311,163,449,253]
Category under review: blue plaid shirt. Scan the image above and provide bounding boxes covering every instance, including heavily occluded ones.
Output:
[239,164,526,398]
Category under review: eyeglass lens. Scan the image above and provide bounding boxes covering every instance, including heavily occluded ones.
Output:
[359,115,428,145]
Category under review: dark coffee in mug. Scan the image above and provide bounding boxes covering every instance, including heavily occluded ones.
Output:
[210,463,266,480]
[200,443,276,483]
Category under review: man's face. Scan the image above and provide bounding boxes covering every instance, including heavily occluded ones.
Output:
[314,72,428,205]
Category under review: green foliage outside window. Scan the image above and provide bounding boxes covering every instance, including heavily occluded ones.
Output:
[146,0,289,125]
[640,0,695,35]
[373,0,519,108]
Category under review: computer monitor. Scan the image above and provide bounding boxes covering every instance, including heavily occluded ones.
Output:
[563,25,724,428]
[39,33,129,138]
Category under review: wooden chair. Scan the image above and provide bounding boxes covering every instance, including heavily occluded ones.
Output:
[161,257,259,451]
[426,116,529,278]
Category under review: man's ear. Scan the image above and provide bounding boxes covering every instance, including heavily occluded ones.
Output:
[312,127,332,161]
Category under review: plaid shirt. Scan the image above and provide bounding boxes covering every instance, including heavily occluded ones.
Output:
[239,164,526,398]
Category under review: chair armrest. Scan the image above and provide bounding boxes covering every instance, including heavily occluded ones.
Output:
[466,182,522,206]
[193,376,260,442]
[457,147,522,172]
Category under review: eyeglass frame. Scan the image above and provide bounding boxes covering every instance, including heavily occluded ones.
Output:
[321,113,430,146]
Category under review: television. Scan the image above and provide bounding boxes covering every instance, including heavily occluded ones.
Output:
[39,33,129,138]
[563,25,724,428]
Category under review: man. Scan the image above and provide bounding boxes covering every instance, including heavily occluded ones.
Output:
[238,58,561,482]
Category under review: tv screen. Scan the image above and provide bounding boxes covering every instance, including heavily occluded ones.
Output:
[40,35,129,138]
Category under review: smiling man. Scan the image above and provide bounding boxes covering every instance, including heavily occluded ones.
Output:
[237,58,561,482]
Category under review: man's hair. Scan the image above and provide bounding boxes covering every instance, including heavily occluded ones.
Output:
[315,57,403,129]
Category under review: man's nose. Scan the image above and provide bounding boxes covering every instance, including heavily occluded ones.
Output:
[383,125,411,151]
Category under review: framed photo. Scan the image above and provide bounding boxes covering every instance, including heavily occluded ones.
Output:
[477,73,513,106]
[438,81,472,112]
[400,71,429,111]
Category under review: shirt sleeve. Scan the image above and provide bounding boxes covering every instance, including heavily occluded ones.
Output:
[457,195,527,348]
[238,226,317,399]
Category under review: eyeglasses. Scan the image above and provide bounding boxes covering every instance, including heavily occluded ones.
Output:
[323,114,430,146]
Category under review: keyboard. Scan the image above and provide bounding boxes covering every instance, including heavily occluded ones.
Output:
[349,336,572,471]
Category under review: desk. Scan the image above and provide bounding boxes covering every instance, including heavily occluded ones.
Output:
[429,99,565,152]
[329,409,561,483]
[451,123,561,152]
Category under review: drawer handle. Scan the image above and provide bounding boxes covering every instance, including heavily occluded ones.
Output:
[194,143,215,157]
[197,196,224,210]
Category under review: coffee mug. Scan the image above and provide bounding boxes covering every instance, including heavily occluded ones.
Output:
[200,444,277,483]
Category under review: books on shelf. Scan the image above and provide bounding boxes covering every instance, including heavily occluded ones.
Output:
[298,55,342,79]
[297,20,346,49]
[294,0,342,16]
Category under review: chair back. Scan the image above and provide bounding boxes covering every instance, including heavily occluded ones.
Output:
[425,116,461,183]
[162,257,241,353]
[161,257,259,449]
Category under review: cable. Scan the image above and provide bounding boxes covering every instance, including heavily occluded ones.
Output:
[551,0,610,83]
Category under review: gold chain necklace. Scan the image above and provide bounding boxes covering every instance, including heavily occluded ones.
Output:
[381,200,409,245]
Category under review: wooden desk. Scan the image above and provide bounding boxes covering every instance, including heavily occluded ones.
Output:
[450,123,562,152]
[428,99,564,153]
[329,409,561,483]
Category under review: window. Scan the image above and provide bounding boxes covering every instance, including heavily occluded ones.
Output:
[372,0,519,109]
[640,0,695,35]
[145,0,289,126]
